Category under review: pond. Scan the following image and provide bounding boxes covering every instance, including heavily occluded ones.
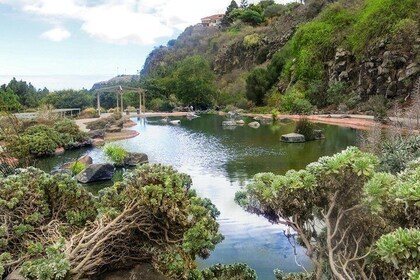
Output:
[35,114,360,279]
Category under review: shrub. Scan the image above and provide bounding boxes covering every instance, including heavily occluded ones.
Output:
[280,88,313,114]
[295,117,316,140]
[326,81,347,105]
[201,263,257,280]
[54,119,88,143]
[79,107,98,119]
[22,125,63,155]
[263,4,286,18]
[374,228,420,278]
[238,9,264,25]
[103,144,128,166]
[243,34,260,49]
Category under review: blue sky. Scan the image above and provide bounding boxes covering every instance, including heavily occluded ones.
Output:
[0,0,288,90]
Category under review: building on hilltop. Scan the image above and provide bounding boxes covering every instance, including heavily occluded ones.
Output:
[200,14,224,27]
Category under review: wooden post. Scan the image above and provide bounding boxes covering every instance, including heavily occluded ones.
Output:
[97,92,101,116]
[143,91,146,113]
[116,92,119,112]
[139,90,142,115]
[121,90,124,113]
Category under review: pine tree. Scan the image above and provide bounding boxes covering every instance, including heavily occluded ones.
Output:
[221,0,239,27]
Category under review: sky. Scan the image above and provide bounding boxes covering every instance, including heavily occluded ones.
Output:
[0,0,289,90]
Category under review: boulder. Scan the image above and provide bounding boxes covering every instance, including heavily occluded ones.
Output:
[106,126,122,133]
[93,138,105,146]
[248,121,260,128]
[281,133,305,143]
[236,120,245,125]
[88,129,105,139]
[222,120,237,126]
[124,152,149,166]
[76,163,115,183]
[50,168,72,176]
[313,130,325,140]
[5,269,25,280]
[61,155,93,170]
[55,147,65,155]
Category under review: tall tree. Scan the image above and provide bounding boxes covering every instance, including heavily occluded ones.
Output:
[222,0,239,27]
[0,87,21,112]
[240,0,248,9]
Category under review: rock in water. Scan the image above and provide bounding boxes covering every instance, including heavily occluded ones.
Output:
[280,133,305,143]
[124,152,149,166]
[222,120,237,126]
[313,130,325,140]
[236,120,245,125]
[77,163,115,183]
[248,121,260,128]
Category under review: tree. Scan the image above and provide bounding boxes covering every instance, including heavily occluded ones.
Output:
[240,0,248,9]
[222,0,239,27]
[238,9,264,25]
[42,89,93,109]
[245,68,270,106]
[170,56,216,109]
[236,147,419,279]
[6,78,46,108]
[0,87,20,112]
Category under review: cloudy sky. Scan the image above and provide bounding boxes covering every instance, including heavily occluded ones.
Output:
[0,0,287,90]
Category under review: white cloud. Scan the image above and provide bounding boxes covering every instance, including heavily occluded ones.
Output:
[40,27,71,42]
[3,0,289,45]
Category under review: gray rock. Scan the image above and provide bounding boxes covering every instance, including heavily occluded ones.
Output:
[5,269,24,280]
[88,129,105,139]
[77,163,115,183]
[281,133,305,143]
[236,120,245,125]
[222,120,237,126]
[313,130,325,140]
[61,155,93,170]
[50,169,72,176]
[106,126,122,133]
[124,152,149,166]
[248,121,260,128]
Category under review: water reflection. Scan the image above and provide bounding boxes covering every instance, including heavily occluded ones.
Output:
[35,114,360,279]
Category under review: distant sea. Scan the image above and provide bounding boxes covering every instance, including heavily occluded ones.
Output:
[0,74,115,91]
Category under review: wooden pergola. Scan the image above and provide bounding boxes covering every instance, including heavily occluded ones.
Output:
[94,85,146,116]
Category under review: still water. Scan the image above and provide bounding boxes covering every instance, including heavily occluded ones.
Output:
[36,114,360,279]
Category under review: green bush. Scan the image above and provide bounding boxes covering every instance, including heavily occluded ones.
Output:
[22,125,63,155]
[103,144,128,166]
[375,228,420,278]
[246,68,270,106]
[326,81,347,105]
[280,88,313,114]
[54,119,88,143]
[243,34,260,49]
[201,263,257,280]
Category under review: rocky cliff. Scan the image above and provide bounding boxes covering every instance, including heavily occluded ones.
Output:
[140,0,419,112]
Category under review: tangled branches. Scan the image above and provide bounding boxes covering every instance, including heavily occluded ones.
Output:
[0,164,223,279]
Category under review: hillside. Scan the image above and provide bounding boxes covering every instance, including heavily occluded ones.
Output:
[139,0,419,114]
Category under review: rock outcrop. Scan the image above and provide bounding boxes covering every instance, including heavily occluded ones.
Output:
[124,153,149,166]
[280,133,305,143]
[76,163,115,183]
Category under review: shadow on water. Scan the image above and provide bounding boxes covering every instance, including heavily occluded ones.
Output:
[36,114,360,279]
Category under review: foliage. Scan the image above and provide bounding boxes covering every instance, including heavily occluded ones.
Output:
[3,78,48,109]
[236,146,419,278]
[347,0,419,56]
[374,228,420,278]
[246,68,270,106]
[1,164,223,279]
[0,87,21,112]
[69,162,86,176]
[237,9,264,25]
[294,117,316,140]
[20,125,63,156]
[21,240,70,280]
[54,119,89,144]
[103,144,128,166]
[43,89,93,109]
[0,168,96,277]
[201,263,257,280]
[79,107,99,118]
[280,87,313,114]
[326,81,346,105]
[378,134,420,174]
[243,34,260,49]
[222,0,239,27]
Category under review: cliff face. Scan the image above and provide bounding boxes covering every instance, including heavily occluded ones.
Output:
[140,0,419,111]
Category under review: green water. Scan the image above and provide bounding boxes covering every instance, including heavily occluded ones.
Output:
[36,114,360,279]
